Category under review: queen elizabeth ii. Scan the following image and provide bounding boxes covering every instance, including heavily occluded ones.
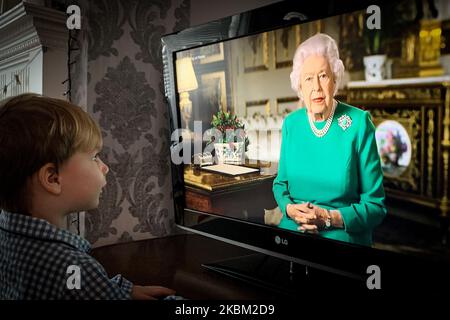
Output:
[272,33,386,246]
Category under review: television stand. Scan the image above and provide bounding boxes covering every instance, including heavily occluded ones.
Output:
[202,253,363,296]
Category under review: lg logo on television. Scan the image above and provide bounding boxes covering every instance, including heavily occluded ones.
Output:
[274,236,288,246]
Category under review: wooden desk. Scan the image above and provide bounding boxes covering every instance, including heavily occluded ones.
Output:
[91,234,450,298]
[91,234,285,299]
[184,161,278,223]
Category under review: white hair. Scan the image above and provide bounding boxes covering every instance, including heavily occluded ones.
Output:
[290,33,344,98]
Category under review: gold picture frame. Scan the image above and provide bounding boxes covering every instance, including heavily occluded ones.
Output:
[245,99,270,117]
[370,109,421,192]
[198,43,224,64]
[274,25,301,69]
[244,32,270,73]
[200,71,227,111]
[276,97,300,114]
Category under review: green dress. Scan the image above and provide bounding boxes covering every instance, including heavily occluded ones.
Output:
[272,101,386,246]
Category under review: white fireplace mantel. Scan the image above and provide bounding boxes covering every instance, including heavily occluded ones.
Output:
[0,1,68,100]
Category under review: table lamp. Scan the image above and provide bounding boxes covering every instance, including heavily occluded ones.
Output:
[176,57,198,132]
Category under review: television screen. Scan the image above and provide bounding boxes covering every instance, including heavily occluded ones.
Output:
[163,0,450,290]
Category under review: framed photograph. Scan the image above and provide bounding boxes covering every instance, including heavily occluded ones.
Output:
[198,42,224,64]
[338,10,366,71]
[200,71,227,112]
[276,97,300,114]
[187,43,224,64]
[369,108,420,193]
[245,99,270,117]
[274,25,301,69]
[375,120,412,177]
[243,33,270,73]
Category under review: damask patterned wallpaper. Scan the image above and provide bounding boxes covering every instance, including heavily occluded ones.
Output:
[69,0,190,247]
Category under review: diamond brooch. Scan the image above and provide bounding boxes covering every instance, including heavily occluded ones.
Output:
[338,114,352,131]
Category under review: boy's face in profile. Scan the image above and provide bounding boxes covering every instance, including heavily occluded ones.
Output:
[58,148,109,213]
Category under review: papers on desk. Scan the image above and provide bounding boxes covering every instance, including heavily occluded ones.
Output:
[201,164,259,176]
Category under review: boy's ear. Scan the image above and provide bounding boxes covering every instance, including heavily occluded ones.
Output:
[37,163,62,195]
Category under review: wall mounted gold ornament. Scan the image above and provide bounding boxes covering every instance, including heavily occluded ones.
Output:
[394,19,444,78]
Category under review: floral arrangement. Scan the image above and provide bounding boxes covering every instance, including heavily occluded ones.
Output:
[379,130,408,167]
[209,110,249,152]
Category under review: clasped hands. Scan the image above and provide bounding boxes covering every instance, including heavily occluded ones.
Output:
[286,202,330,234]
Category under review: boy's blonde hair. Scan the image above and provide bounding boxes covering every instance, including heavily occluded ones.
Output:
[0,93,102,215]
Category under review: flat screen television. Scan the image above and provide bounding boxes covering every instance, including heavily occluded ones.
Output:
[161,0,450,293]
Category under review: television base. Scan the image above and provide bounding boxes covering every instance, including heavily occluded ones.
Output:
[202,253,363,296]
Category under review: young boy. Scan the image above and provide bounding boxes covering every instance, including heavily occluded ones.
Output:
[0,93,175,299]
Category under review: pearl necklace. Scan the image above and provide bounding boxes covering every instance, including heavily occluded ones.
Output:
[308,100,336,138]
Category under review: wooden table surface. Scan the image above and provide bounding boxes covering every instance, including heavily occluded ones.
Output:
[91,233,287,299]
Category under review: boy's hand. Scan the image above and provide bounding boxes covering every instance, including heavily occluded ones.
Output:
[131,285,176,300]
